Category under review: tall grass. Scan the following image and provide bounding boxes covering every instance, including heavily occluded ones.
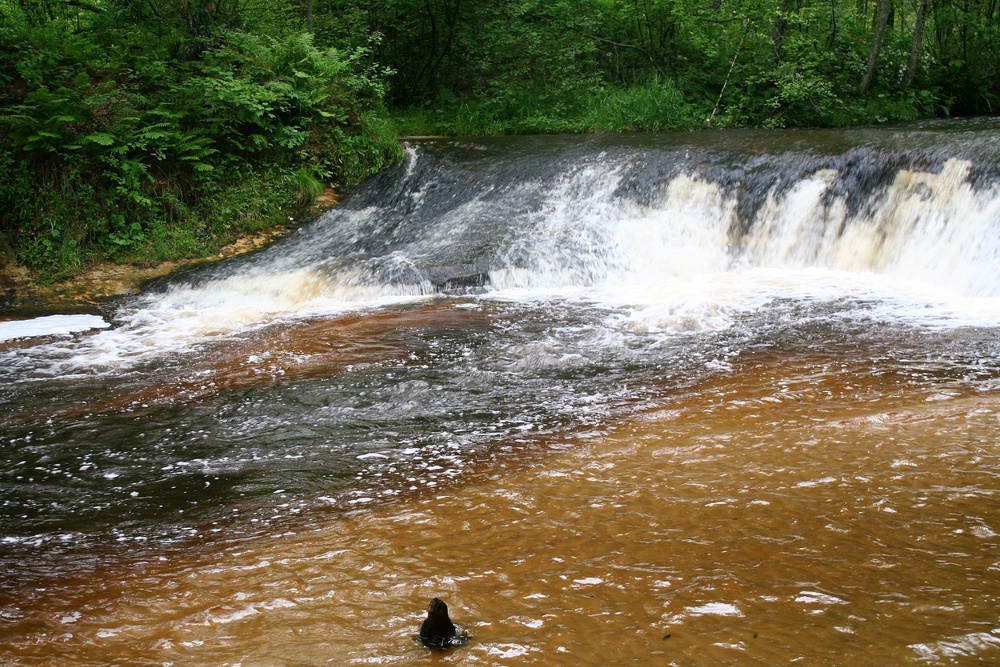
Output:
[393,78,702,136]
[583,78,699,132]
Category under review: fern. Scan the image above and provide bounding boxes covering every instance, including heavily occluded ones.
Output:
[0,12,402,277]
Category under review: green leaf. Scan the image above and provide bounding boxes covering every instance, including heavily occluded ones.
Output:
[85,132,116,146]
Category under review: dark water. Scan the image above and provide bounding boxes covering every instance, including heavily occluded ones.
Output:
[2,120,1000,664]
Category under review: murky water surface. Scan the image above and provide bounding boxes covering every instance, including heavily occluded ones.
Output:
[4,345,1000,666]
[3,124,1000,664]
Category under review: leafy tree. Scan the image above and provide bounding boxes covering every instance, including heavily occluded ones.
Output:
[313,0,997,133]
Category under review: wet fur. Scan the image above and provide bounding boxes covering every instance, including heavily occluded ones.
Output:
[418,598,458,649]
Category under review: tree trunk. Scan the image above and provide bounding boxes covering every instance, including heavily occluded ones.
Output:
[771,7,788,62]
[860,0,892,92]
[903,0,928,87]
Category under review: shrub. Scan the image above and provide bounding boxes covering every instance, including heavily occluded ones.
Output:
[0,15,401,278]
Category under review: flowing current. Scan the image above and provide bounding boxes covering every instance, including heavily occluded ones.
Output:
[3,120,1000,665]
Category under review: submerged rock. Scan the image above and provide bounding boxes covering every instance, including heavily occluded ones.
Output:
[415,598,470,650]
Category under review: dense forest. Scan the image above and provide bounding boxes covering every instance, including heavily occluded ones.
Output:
[2,0,998,278]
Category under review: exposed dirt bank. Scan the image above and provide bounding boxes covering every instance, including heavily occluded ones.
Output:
[0,191,340,314]
[0,228,291,314]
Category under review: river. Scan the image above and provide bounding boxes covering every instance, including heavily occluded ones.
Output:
[2,120,1000,665]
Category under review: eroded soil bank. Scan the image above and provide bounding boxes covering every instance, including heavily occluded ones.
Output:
[0,190,341,314]
[0,228,292,314]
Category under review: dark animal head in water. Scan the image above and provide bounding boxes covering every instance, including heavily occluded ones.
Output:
[417,597,467,649]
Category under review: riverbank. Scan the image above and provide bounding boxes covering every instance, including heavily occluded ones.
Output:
[0,229,287,314]
[0,189,340,315]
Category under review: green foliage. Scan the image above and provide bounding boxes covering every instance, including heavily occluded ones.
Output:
[291,165,325,206]
[0,4,402,278]
[393,76,698,137]
[585,78,698,132]
[352,0,999,134]
[3,0,997,278]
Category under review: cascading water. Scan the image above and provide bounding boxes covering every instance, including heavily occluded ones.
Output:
[225,124,1000,302]
[3,119,1000,666]
[9,121,1000,367]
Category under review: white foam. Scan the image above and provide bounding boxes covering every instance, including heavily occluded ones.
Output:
[572,577,604,586]
[2,268,436,376]
[795,591,847,605]
[911,630,1000,660]
[0,314,109,342]
[485,643,537,658]
[484,160,1000,332]
[9,152,1000,376]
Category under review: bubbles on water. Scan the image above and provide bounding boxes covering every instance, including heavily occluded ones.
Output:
[970,524,998,538]
[484,643,538,659]
[794,591,847,606]
[571,577,604,587]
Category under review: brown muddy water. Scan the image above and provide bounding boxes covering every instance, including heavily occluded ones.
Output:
[3,125,1000,665]
[4,346,1000,666]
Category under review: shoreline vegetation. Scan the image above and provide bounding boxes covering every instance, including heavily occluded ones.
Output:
[3,0,998,307]
[1,215,296,313]
[0,188,340,313]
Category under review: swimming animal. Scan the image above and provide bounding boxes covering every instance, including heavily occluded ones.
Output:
[416,597,469,649]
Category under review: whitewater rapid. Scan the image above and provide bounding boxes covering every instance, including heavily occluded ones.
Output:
[4,124,1000,373]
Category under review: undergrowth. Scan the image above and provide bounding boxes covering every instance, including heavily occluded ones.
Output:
[0,8,402,281]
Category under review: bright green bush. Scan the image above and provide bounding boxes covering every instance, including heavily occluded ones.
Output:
[0,5,401,279]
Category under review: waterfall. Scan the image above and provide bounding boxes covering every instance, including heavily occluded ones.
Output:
[237,126,1000,300]
[4,122,1000,597]
[4,121,1000,364]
